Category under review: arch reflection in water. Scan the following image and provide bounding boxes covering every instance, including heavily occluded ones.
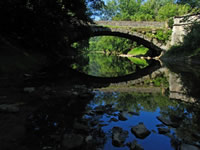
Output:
[71,36,157,78]
[72,54,151,77]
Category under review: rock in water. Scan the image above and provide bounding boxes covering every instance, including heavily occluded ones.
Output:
[158,128,170,134]
[118,112,128,121]
[112,127,129,147]
[127,140,144,150]
[157,116,179,128]
[131,123,151,139]
[62,133,84,149]
[180,143,200,150]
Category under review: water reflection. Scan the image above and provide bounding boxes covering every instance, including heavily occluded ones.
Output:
[26,60,200,150]
[166,62,200,99]
[72,54,149,77]
[71,35,152,77]
[84,90,200,150]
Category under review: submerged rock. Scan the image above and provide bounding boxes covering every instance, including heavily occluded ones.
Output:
[157,116,179,128]
[85,135,93,143]
[118,112,128,121]
[0,104,19,113]
[180,143,200,150]
[128,111,140,116]
[73,121,89,132]
[131,123,151,139]
[62,133,84,149]
[109,118,118,122]
[94,105,105,114]
[158,128,170,134]
[112,127,129,147]
[24,87,35,93]
[127,140,144,150]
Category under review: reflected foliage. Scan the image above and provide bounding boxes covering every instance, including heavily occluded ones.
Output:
[72,54,139,77]
[128,57,149,69]
[159,102,200,144]
[71,35,152,77]
[92,90,200,146]
[92,91,177,112]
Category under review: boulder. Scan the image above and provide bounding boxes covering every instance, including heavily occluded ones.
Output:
[127,140,144,150]
[112,127,129,147]
[131,123,151,139]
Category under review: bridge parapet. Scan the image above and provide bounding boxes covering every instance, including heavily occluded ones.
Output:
[171,14,200,45]
[95,21,166,28]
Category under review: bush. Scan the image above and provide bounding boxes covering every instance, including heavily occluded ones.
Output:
[153,29,172,43]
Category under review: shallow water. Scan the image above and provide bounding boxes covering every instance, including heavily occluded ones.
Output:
[83,90,200,150]
[27,56,200,150]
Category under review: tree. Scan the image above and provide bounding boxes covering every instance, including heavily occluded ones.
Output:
[98,0,194,21]
[177,0,200,8]
[0,0,104,57]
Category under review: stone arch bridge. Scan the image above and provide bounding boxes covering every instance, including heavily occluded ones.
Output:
[70,21,170,56]
[70,15,199,57]
[69,15,199,85]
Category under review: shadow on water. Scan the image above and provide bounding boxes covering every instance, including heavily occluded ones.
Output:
[164,61,200,99]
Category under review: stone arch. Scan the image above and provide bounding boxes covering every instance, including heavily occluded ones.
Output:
[70,26,165,57]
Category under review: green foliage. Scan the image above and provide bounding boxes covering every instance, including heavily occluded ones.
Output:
[92,91,177,112]
[153,29,172,43]
[177,0,200,8]
[156,3,192,21]
[127,46,149,56]
[87,36,134,54]
[100,0,197,21]
[167,18,174,29]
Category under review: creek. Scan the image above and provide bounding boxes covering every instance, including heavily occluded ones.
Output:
[67,52,200,150]
[25,53,200,150]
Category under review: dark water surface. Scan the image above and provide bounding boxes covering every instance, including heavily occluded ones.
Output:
[27,54,200,150]
[72,54,200,150]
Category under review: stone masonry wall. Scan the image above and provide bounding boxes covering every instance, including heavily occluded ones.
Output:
[95,21,166,28]
[171,14,200,45]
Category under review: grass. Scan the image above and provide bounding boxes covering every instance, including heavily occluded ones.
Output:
[127,46,149,56]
